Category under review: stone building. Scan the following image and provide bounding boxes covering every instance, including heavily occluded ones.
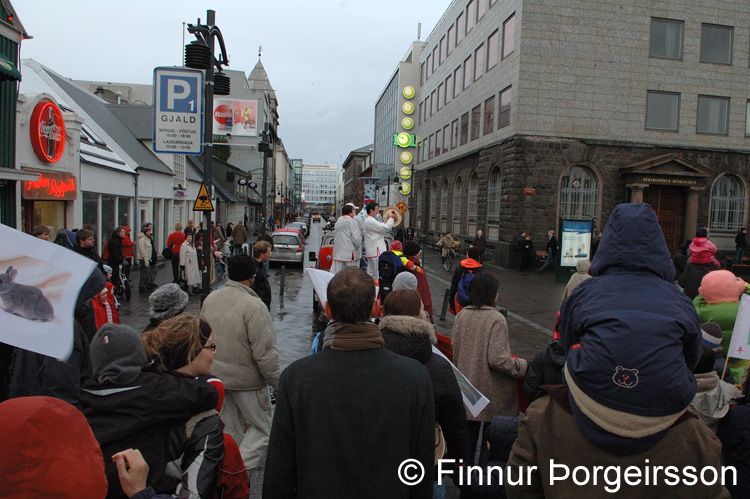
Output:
[411,0,750,267]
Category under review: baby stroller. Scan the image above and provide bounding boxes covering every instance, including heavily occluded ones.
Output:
[112,262,131,301]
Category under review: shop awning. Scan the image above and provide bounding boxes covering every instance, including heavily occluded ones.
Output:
[0,168,41,182]
[0,54,21,81]
[247,187,262,206]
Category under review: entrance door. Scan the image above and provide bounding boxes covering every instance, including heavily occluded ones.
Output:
[643,185,684,254]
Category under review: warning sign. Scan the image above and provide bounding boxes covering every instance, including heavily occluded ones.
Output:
[193,182,214,211]
[396,202,408,214]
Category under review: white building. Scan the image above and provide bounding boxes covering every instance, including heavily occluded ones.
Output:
[301,163,340,215]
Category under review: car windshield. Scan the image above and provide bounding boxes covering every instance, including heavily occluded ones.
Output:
[273,235,299,246]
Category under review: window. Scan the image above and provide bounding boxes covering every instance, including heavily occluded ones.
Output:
[474,43,485,81]
[650,18,683,60]
[451,119,459,149]
[477,0,487,20]
[490,0,497,5]
[418,102,423,125]
[430,183,438,223]
[560,166,600,220]
[487,167,501,222]
[468,175,478,221]
[467,0,477,34]
[453,67,462,98]
[484,96,495,135]
[471,105,481,140]
[646,91,680,131]
[440,36,447,65]
[463,55,473,90]
[746,100,750,136]
[453,177,462,222]
[711,175,746,231]
[460,113,469,145]
[437,83,444,111]
[499,86,511,128]
[701,24,733,65]
[432,47,438,73]
[417,187,423,221]
[441,181,449,220]
[446,75,453,105]
[420,63,425,85]
[447,25,455,54]
[487,30,499,70]
[443,124,450,151]
[425,54,431,80]
[457,12,465,44]
[697,95,730,135]
[431,90,437,116]
[423,96,430,122]
[502,13,516,59]
[436,129,442,156]
[428,134,434,159]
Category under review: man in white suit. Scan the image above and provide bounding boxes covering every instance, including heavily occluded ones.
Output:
[330,204,362,274]
[363,201,396,280]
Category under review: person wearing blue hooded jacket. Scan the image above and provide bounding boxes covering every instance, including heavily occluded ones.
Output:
[505,203,728,498]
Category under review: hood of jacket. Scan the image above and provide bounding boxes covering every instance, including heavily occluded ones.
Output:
[137,232,149,241]
[460,258,482,270]
[590,203,674,282]
[575,259,591,274]
[379,315,436,365]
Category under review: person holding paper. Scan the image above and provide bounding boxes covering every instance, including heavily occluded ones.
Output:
[452,271,527,467]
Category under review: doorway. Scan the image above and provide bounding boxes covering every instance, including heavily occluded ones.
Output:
[643,185,684,254]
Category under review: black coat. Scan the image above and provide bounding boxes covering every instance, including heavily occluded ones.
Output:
[264,344,435,498]
[107,232,124,266]
[523,340,566,403]
[380,315,467,463]
[73,244,105,274]
[546,235,558,254]
[717,402,750,498]
[473,235,487,253]
[678,260,722,300]
[458,416,519,499]
[251,258,272,309]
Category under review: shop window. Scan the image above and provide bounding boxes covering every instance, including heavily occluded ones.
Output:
[646,91,680,131]
[118,197,131,227]
[460,113,469,145]
[484,96,495,135]
[468,174,478,221]
[441,180,449,220]
[560,165,600,220]
[471,105,481,141]
[650,18,684,60]
[453,177,462,222]
[487,167,501,222]
[502,13,516,59]
[499,86,512,128]
[710,175,746,232]
[701,24,733,65]
[83,192,98,239]
[697,95,729,135]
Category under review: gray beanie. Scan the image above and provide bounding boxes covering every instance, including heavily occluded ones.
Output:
[149,283,189,322]
[700,322,722,348]
[90,324,148,384]
[393,271,418,291]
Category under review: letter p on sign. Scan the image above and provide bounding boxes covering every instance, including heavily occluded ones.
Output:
[167,80,190,110]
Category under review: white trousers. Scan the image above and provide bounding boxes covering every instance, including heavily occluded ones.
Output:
[220,387,272,471]
[330,259,357,274]
[366,257,379,281]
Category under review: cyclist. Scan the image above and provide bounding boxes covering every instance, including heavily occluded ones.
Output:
[438,232,457,265]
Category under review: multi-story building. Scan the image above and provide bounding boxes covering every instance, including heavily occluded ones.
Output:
[342,144,373,209]
[291,158,303,214]
[412,0,750,267]
[302,163,339,215]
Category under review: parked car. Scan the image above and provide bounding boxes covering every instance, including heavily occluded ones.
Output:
[275,227,305,244]
[287,221,308,237]
[270,232,304,266]
[314,231,335,271]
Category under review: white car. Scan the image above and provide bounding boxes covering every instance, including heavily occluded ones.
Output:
[270,232,304,266]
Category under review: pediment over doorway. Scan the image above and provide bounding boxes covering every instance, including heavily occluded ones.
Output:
[621,153,713,178]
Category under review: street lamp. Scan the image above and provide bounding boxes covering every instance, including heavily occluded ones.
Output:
[185,9,230,304]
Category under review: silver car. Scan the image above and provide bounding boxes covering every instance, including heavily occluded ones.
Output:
[270,232,304,266]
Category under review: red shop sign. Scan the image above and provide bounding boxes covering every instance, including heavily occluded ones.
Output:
[30,99,66,163]
[22,172,77,201]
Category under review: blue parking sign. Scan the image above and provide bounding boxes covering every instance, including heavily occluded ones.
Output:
[153,67,204,155]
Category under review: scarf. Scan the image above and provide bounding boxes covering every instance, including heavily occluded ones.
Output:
[322,321,384,351]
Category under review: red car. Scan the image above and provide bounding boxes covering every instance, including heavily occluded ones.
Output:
[275,227,305,244]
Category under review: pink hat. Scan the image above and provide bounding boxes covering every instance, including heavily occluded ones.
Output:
[689,237,717,255]
[698,270,746,304]
[390,240,403,252]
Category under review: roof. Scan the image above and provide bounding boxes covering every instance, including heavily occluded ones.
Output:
[342,143,373,169]
[72,80,153,105]
[247,59,276,101]
[1,0,29,39]
[108,104,153,140]
[187,155,240,203]
[41,66,173,176]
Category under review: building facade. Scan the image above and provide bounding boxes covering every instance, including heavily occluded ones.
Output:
[411,0,750,267]
[342,144,373,208]
[301,163,339,215]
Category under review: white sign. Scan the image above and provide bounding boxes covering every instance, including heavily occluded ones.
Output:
[728,295,750,360]
[153,67,204,155]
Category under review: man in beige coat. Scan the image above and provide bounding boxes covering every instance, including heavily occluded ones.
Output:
[200,254,280,473]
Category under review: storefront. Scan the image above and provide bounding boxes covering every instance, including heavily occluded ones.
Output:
[21,171,76,234]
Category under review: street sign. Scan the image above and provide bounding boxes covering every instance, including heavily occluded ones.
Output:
[153,67,204,155]
[193,182,214,211]
[396,202,408,214]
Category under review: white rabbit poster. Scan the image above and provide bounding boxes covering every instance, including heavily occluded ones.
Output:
[0,223,95,360]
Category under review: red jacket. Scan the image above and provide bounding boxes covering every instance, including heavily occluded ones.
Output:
[406,255,434,323]
[92,282,120,329]
[122,226,135,258]
[167,231,187,255]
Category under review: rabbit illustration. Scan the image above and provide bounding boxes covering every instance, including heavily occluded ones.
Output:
[0,266,55,322]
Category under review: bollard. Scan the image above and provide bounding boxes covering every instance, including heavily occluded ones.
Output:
[280,265,285,296]
[440,287,451,320]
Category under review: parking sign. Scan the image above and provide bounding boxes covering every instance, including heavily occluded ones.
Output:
[153,67,204,155]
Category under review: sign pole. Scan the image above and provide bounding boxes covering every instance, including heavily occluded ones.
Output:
[201,9,216,305]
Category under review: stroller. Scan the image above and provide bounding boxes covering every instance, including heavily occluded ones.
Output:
[112,261,131,301]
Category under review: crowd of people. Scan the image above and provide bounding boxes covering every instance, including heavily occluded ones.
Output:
[3,202,750,498]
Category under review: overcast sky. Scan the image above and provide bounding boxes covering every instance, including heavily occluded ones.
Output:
[17,0,446,166]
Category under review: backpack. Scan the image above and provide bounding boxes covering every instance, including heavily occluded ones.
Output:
[53,229,76,249]
[378,251,404,302]
[455,269,477,308]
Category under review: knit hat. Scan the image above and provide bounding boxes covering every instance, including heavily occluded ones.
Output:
[390,240,403,252]
[689,237,717,255]
[700,322,723,348]
[90,324,148,384]
[698,270,745,304]
[696,227,708,238]
[103,264,112,274]
[228,254,256,282]
[149,283,189,322]
[393,271,418,291]
[467,246,481,260]
[403,241,421,257]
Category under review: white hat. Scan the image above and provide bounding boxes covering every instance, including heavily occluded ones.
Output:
[345,202,359,210]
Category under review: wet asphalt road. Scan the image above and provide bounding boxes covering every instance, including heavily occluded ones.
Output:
[118,222,566,498]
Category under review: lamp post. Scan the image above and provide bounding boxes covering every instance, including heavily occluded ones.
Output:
[185,9,230,304]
